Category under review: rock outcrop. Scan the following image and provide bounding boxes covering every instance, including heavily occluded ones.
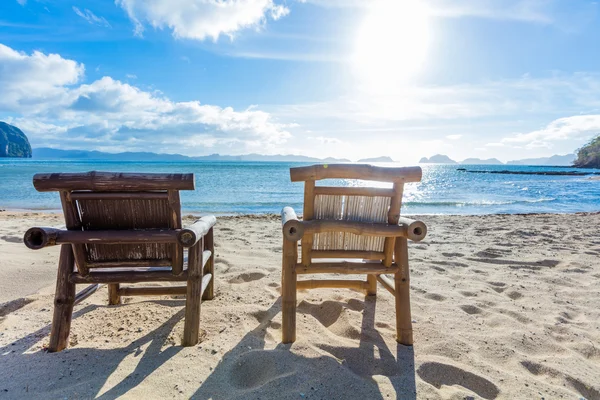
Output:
[0,122,32,158]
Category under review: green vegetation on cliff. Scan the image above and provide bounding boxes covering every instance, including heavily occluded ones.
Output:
[574,135,600,168]
[0,122,32,158]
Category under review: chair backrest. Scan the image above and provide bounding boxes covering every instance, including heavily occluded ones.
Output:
[33,172,195,274]
[289,164,422,265]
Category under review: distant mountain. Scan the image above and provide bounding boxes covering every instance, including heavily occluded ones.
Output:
[357,156,394,163]
[0,122,32,158]
[32,148,351,163]
[419,154,457,164]
[461,158,503,165]
[573,136,600,168]
[507,154,576,166]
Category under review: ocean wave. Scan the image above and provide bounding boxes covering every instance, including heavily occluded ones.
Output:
[403,198,556,207]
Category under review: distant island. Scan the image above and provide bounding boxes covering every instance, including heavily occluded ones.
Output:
[506,154,576,166]
[419,153,576,166]
[419,154,457,164]
[573,135,600,168]
[32,148,351,163]
[357,156,394,163]
[0,122,32,158]
[461,158,503,165]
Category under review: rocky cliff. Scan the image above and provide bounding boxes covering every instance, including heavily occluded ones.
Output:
[0,122,32,158]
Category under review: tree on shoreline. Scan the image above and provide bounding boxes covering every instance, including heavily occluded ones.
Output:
[574,135,600,168]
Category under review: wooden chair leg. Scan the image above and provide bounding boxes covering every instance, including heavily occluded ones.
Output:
[366,274,377,296]
[281,238,297,343]
[183,241,203,346]
[108,284,121,305]
[395,238,413,345]
[48,245,76,352]
[202,228,215,301]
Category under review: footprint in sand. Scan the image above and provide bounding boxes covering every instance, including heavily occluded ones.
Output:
[506,291,523,300]
[460,291,478,297]
[228,272,267,284]
[521,361,600,400]
[229,350,296,389]
[442,252,465,258]
[424,293,446,302]
[417,362,500,399]
[460,305,483,315]
[487,281,507,293]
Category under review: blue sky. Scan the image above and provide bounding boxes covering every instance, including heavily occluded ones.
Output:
[1,0,599,163]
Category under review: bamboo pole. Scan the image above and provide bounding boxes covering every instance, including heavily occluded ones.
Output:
[399,217,427,241]
[300,220,411,237]
[366,275,378,296]
[281,237,298,343]
[87,259,172,268]
[69,191,169,200]
[313,186,395,197]
[182,240,204,346]
[376,275,396,296]
[301,181,315,267]
[118,285,187,296]
[33,172,195,192]
[70,269,188,284]
[200,273,212,298]
[383,182,404,268]
[297,279,369,290]
[108,284,121,305]
[310,250,385,260]
[178,216,217,247]
[48,245,76,352]
[74,284,102,306]
[296,262,399,275]
[24,227,181,249]
[395,237,413,345]
[290,164,422,183]
[168,190,184,275]
[282,207,303,241]
[202,228,215,300]
[59,191,89,276]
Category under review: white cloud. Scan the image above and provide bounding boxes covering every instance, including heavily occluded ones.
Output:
[501,115,600,149]
[309,136,343,144]
[273,73,600,126]
[0,43,292,154]
[72,7,112,28]
[485,142,506,147]
[125,74,137,79]
[446,134,462,140]
[0,43,84,113]
[116,0,290,41]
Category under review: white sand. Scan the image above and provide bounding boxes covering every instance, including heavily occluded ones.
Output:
[0,211,599,399]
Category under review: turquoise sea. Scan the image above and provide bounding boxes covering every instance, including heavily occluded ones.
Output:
[0,160,598,215]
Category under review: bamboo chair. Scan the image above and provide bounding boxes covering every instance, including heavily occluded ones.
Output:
[23,172,216,352]
[281,164,427,345]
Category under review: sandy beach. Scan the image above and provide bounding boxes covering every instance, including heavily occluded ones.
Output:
[0,211,599,399]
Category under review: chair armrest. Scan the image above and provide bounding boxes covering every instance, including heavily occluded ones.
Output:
[282,206,303,241]
[178,215,217,247]
[398,217,427,242]
[24,226,62,249]
[24,227,185,249]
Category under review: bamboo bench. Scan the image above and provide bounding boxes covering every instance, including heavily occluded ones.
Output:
[23,172,216,352]
[281,164,427,345]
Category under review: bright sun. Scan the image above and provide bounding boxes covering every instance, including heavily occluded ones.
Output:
[353,0,431,92]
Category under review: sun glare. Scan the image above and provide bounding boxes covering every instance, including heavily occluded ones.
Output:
[353,0,431,92]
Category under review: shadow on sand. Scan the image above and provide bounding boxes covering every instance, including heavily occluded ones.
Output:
[0,300,185,399]
[192,295,416,399]
[0,296,415,399]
